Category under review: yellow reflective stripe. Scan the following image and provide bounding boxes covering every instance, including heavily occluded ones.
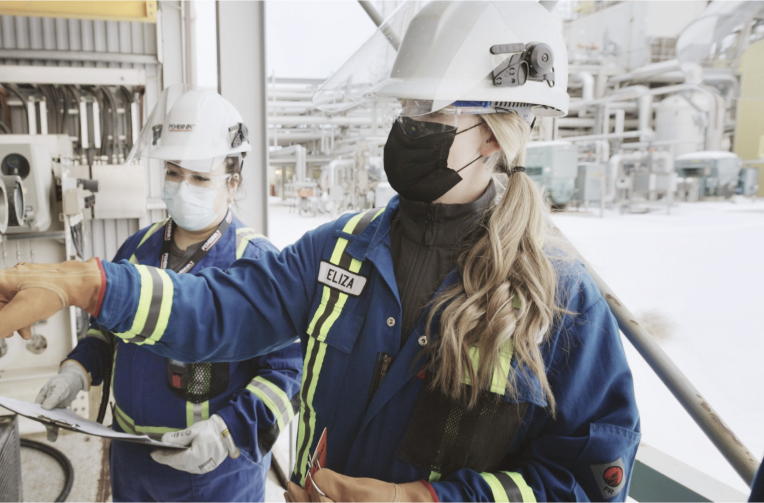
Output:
[429,471,441,482]
[85,328,109,343]
[202,401,209,421]
[138,219,168,248]
[306,212,364,338]
[463,343,514,394]
[504,472,536,502]
[128,219,168,265]
[114,404,177,438]
[294,335,328,484]
[113,266,174,346]
[247,376,295,428]
[186,401,194,427]
[481,472,510,503]
[235,227,266,260]
[296,208,384,484]
[114,264,154,339]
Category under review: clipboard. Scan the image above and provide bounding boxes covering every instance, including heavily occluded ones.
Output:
[0,396,187,449]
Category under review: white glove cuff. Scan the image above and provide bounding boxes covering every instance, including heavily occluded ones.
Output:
[211,414,240,459]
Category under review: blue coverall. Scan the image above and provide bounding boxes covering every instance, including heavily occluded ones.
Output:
[93,196,641,502]
[68,215,303,502]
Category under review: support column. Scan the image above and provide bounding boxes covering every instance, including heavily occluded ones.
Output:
[216,0,268,234]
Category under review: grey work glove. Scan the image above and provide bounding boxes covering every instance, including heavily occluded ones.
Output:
[151,414,240,474]
[35,360,89,441]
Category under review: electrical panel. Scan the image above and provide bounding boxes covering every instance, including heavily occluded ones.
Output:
[0,143,52,233]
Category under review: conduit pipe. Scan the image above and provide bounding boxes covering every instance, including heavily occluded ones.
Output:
[551,223,760,486]
[570,72,594,118]
[269,116,376,126]
[609,59,681,84]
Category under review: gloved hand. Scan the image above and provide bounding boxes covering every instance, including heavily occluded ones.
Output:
[0,258,104,339]
[151,414,240,474]
[35,360,90,442]
[284,469,435,502]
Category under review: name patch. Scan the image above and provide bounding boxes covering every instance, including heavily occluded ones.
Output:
[318,261,366,297]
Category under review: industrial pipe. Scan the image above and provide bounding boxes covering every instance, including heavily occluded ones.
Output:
[609,59,681,84]
[570,72,594,118]
[269,115,376,126]
[562,130,651,143]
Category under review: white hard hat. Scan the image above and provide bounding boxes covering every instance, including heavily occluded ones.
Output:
[126,84,251,172]
[313,0,569,119]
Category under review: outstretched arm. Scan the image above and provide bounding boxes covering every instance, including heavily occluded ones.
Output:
[0,225,327,362]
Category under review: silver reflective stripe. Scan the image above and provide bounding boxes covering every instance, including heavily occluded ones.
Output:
[248,378,293,431]
[193,403,203,424]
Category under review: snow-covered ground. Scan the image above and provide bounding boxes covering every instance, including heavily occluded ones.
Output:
[268,197,764,494]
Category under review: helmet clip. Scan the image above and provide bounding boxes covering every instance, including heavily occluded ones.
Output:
[491,42,555,88]
[152,124,163,145]
[229,123,249,148]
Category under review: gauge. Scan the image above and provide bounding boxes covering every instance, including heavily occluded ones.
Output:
[1,153,31,180]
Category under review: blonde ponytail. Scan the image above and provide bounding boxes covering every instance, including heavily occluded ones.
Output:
[424,111,560,411]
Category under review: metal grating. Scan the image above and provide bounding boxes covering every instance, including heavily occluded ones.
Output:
[0,415,22,502]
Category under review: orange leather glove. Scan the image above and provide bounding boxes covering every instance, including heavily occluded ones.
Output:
[0,258,104,339]
[284,469,435,502]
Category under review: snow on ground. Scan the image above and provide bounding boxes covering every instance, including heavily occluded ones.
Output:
[268,196,764,494]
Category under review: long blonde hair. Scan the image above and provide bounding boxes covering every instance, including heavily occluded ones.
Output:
[424,111,561,411]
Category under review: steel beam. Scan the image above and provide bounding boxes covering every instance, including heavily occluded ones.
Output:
[217,0,268,234]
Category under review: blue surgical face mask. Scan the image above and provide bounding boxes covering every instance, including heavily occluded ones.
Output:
[161,181,226,231]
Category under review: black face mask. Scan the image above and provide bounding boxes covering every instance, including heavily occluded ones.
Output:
[383,117,484,203]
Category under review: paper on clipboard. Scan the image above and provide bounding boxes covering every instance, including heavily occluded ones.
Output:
[0,396,187,449]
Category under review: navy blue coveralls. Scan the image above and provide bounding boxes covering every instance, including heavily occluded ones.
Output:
[68,215,303,502]
[93,197,641,502]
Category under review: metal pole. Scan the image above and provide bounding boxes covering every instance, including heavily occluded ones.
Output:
[358,0,384,26]
[551,224,760,486]
[357,0,401,50]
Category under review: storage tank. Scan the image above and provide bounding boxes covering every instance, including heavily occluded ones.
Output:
[655,92,715,157]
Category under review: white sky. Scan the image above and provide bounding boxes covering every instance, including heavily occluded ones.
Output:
[193,0,379,85]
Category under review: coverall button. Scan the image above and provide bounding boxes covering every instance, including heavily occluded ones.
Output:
[387,317,395,327]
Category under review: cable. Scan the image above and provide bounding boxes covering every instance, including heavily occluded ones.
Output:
[97,352,113,424]
[3,84,29,134]
[20,438,74,502]
[0,121,10,134]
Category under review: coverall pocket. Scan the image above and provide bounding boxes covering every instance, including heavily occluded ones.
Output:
[573,422,641,501]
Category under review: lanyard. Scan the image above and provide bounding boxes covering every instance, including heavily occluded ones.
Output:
[159,210,233,274]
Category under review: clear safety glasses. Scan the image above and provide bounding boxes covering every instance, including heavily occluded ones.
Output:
[396,107,493,139]
[164,163,232,190]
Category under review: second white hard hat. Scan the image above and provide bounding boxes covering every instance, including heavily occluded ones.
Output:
[313,0,569,118]
[126,84,251,173]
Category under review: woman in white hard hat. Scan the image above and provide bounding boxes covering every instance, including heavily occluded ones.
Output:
[33,86,303,502]
[0,2,639,501]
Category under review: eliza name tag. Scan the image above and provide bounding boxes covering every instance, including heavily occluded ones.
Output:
[318,261,367,297]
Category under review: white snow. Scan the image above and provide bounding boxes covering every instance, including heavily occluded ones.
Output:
[268,197,764,494]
